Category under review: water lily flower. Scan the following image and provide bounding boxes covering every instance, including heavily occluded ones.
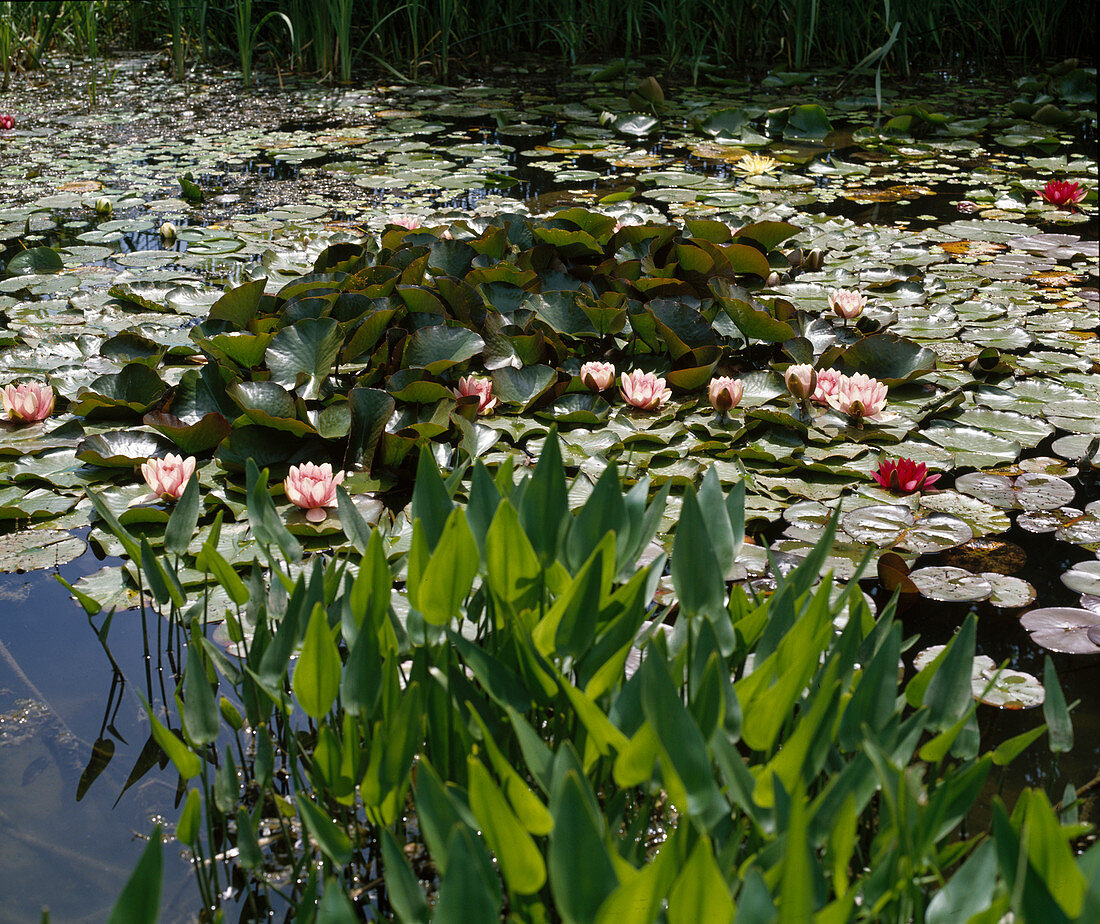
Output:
[784,364,817,401]
[826,372,889,422]
[621,369,671,410]
[1038,179,1085,208]
[708,376,743,412]
[580,361,616,391]
[94,197,113,216]
[811,368,844,405]
[0,114,13,131]
[735,153,778,176]
[141,453,196,502]
[828,289,866,323]
[454,375,497,415]
[389,215,421,230]
[285,462,344,522]
[873,458,940,494]
[2,381,54,422]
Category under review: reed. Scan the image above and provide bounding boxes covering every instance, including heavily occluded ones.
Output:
[1,1,1094,84]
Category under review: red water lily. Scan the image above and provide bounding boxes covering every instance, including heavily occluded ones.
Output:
[1039,179,1085,208]
[873,458,940,494]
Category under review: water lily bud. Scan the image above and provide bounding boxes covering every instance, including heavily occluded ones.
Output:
[708,376,743,412]
[159,222,178,243]
[94,197,113,216]
[598,111,616,127]
[765,271,782,288]
[806,248,825,270]
[580,361,616,391]
[784,364,817,400]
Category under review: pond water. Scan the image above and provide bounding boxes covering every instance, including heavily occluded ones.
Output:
[0,54,1097,919]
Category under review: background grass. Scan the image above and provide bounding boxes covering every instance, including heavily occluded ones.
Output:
[0,0,1095,85]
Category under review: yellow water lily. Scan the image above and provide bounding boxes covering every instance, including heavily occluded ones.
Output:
[734,153,778,176]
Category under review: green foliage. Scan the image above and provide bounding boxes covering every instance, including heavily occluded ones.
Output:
[95,434,1088,920]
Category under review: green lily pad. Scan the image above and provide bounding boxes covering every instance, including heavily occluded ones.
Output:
[0,528,86,572]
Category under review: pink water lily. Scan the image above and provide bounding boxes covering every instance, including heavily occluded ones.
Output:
[0,114,13,131]
[873,458,940,494]
[708,376,743,412]
[826,372,889,422]
[580,361,616,391]
[454,375,497,415]
[828,289,866,322]
[784,364,817,401]
[2,381,54,423]
[811,368,844,405]
[285,462,344,522]
[621,370,671,410]
[389,215,421,229]
[1039,179,1085,208]
[141,454,196,501]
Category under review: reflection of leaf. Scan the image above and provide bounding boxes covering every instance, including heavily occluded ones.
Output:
[114,734,168,808]
[77,738,115,801]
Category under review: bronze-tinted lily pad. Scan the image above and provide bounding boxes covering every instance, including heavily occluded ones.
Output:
[1019,607,1100,654]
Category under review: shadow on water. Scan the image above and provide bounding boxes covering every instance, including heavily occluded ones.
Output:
[0,533,193,922]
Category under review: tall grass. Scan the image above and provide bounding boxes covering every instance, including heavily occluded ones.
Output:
[2,0,1094,84]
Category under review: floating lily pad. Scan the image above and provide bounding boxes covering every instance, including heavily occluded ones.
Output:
[1019,607,1100,654]
[841,504,972,554]
[1061,560,1100,596]
[908,566,992,603]
[0,528,86,572]
[913,646,1044,708]
[76,430,176,466]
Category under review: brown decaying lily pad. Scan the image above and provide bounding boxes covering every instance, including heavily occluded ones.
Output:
[936,537,1027,575]
[937,240,1008,257]
[1019,607,1100,654]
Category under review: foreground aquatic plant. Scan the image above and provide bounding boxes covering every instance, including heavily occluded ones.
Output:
[873,457,941,494]
[580,361,616,391]
[1039,179,1085,207]
[827,372,889,422]
[735,153,778,176]
[621,369,671,409]
[454,375,497,415]
[96,440,1084,924]
[285,462,344,522]
[140,453,196,502]
[828,288,866,323]
[2,381,54,422]
[708,375,743,412]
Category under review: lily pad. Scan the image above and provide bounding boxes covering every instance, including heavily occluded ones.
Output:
[908,566,992,603]
[1019,607,1100,654]
[0,528,86,572]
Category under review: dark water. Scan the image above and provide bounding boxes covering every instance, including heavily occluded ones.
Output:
[0,537,193,922]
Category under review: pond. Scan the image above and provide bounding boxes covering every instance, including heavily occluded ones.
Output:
[0,54,1097,920]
